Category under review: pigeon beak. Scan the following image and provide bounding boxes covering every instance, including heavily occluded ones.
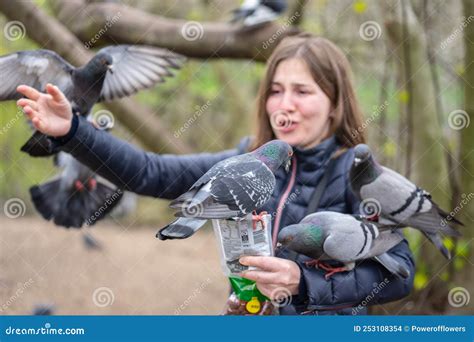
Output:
[107,64,114,74]
[354,157,361,166]
[284,157,292,172]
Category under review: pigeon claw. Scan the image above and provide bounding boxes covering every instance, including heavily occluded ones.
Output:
[251,210,268,230]
[305,259,350,280]
[74,180,85,192]
[87,178,97,191]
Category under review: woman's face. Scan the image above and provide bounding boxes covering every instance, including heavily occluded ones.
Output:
[265,58,332,150]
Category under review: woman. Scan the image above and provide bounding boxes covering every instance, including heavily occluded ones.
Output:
[17,33,414,315]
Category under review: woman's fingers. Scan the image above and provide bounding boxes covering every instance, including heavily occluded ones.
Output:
[17,98,38,111]
[239,256,282,272]
[46,83,65,102]
[16,85,41,100]
[241,270,281,284]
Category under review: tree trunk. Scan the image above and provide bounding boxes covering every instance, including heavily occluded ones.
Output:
[384,0,451,313]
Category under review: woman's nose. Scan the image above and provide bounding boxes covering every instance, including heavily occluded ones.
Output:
[279,92,296,112]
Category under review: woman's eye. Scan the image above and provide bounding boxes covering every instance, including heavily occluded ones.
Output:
[269,89,281,95]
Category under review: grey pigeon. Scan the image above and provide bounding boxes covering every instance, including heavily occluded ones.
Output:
[32,303,55,316]
[350,144,462,259]
[82,230,103,250]
[30,151,123,228]
[0,45,185,156]
[231,0,287,28]
[157,140,293,240]
[278,211,410,279]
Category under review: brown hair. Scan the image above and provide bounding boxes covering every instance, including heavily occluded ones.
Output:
[250,33,366,151]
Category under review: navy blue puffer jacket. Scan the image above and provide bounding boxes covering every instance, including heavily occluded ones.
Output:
[53,115,415,315]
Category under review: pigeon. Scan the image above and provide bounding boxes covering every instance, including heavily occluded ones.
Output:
[157,140,293,240]
[277,211,410,279]
[82,230,103,250]
[231,0,287,28]
[349,144,463,259]
[0,45,185,156]
[32,303,55,316]
[30,150,123,228]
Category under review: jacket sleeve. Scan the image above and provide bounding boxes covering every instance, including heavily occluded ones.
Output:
[287,148,415,313]
[50,115,245,199]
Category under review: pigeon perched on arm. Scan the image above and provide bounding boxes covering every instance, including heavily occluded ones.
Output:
[277,211,410,279]
[349,144,462,259]
[157,140,293,240]
[0,45,185,156]
[231,0,287,28]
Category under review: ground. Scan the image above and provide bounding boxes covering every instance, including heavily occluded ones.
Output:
[0,216,229,315]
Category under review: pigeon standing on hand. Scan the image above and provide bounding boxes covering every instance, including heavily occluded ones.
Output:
[0,45,185,156]
[278,211,410,279]
[349,144,462,259]
[231,0,287,28]
[157,140,293,240]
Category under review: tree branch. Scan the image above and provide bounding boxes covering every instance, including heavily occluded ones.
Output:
[50,0,300,61]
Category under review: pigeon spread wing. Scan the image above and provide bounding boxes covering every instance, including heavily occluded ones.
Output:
[361,167,433,222]
[0,50,74,100]
[98,45,185,101]
[173,155,275,218]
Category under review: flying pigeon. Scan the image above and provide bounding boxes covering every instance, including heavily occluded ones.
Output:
[278,211,410,279]
[231,0,287,28]
[157,140,293,240]
[30,150,123,228]
[349,144,462,259]
[0,45,185,156]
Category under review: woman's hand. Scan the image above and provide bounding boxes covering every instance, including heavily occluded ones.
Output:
[240,256,301,301]
[16,84,73,137]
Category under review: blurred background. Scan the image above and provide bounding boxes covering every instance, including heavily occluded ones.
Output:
[0,0,472,315]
